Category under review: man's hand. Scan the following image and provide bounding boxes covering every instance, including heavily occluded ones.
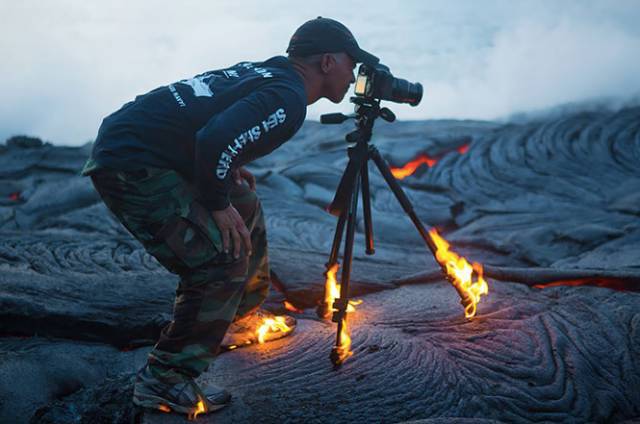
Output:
[211,205,252,259]
[232,167,256,191]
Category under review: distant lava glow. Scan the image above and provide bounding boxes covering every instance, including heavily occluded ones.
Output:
[390,144,469,179]
[390,155,436,179]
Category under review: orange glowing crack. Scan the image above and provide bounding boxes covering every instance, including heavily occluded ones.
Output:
[457,144,469,154]
[428,228,488,318]
[390,144,470,180]
[533,278,635,291]
[390,155,436,179]
[284,300,303,313]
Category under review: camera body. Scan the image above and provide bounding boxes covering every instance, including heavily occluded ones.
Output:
[353,64,423,106]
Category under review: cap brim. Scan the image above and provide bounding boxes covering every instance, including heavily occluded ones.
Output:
[347,46,379,67]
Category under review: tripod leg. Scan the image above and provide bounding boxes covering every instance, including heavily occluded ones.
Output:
[331,169,361,365]
[336,169,360,323]
[327,209,347,267]
[369,147,438,254]
[371,147,478,313]
[320,148,362,318]
[317,208,348,319]
[361,159,375,255]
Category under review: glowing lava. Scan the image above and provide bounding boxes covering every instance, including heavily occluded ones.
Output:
[390,155,436,179]
[256,316,291,344]
[284,300,303,313]
[390,144,470,180]
[429,228,488,318]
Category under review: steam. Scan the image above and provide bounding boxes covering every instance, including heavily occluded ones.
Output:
[419,17,640,121]
[1,0,638,145]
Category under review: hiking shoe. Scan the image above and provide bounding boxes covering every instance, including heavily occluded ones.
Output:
[133,366,230,416]
[221,309,296,350]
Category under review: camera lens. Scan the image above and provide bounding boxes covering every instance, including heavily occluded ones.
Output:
[390,78,423,106]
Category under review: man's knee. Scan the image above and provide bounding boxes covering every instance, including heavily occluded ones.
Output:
[179,254,249,289]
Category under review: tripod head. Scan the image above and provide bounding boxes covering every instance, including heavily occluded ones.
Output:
[320,60,422,133]
[320,97,396,145]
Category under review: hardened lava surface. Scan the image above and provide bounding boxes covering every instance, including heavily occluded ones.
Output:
[192,281,639,424]
[1,107,639,423]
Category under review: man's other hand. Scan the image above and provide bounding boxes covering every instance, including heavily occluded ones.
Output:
[211,205,252,259]
[232,167,256,191]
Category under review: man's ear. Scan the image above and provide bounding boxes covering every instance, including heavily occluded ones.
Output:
[320,53,335,75]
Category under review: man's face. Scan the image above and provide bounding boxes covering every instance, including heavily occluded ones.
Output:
[323,53,356,103]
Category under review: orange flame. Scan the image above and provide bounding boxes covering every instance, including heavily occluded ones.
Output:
[335,317,354,363]
[188,397,207,420]
[322,264,361,318]
[256,316,291,344]
[323,264,340,318]
[322,264,362,364]
[428,229,488,318]
[158,404,171,413]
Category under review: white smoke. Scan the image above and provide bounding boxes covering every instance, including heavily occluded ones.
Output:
[0,0,638,145]
[420,13,640,120]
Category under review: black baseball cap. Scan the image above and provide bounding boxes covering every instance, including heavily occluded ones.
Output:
[286,17,379,67]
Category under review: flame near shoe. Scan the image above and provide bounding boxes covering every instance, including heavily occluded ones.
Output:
[221,309,296,350]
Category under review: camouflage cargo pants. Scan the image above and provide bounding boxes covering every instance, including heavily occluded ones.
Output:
[89,167,269,382]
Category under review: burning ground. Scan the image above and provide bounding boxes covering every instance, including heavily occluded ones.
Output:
[1,107,639,423]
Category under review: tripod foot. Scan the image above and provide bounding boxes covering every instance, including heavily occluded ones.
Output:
[330,347,344,369]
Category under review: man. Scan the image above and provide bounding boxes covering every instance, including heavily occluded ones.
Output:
[82,17,378,415]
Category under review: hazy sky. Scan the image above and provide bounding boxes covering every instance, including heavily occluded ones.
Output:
[2,0,639,145]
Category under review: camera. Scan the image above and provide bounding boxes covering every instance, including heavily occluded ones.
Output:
[353,64,423,106]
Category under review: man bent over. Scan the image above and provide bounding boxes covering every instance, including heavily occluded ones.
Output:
[81,17,378,415]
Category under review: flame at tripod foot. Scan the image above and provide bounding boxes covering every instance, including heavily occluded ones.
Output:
[428,228,488,318]
[330,317,354,367]
[321,263,362,365]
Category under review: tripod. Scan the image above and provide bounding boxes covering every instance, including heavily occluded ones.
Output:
[320,97,473,367]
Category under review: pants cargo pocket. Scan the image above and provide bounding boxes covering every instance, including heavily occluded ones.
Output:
[155,202,225,271]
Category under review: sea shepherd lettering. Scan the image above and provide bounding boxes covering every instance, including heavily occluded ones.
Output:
[215,108,286,179]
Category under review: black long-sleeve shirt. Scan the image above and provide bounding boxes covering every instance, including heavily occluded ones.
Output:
[87,56,307,210]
